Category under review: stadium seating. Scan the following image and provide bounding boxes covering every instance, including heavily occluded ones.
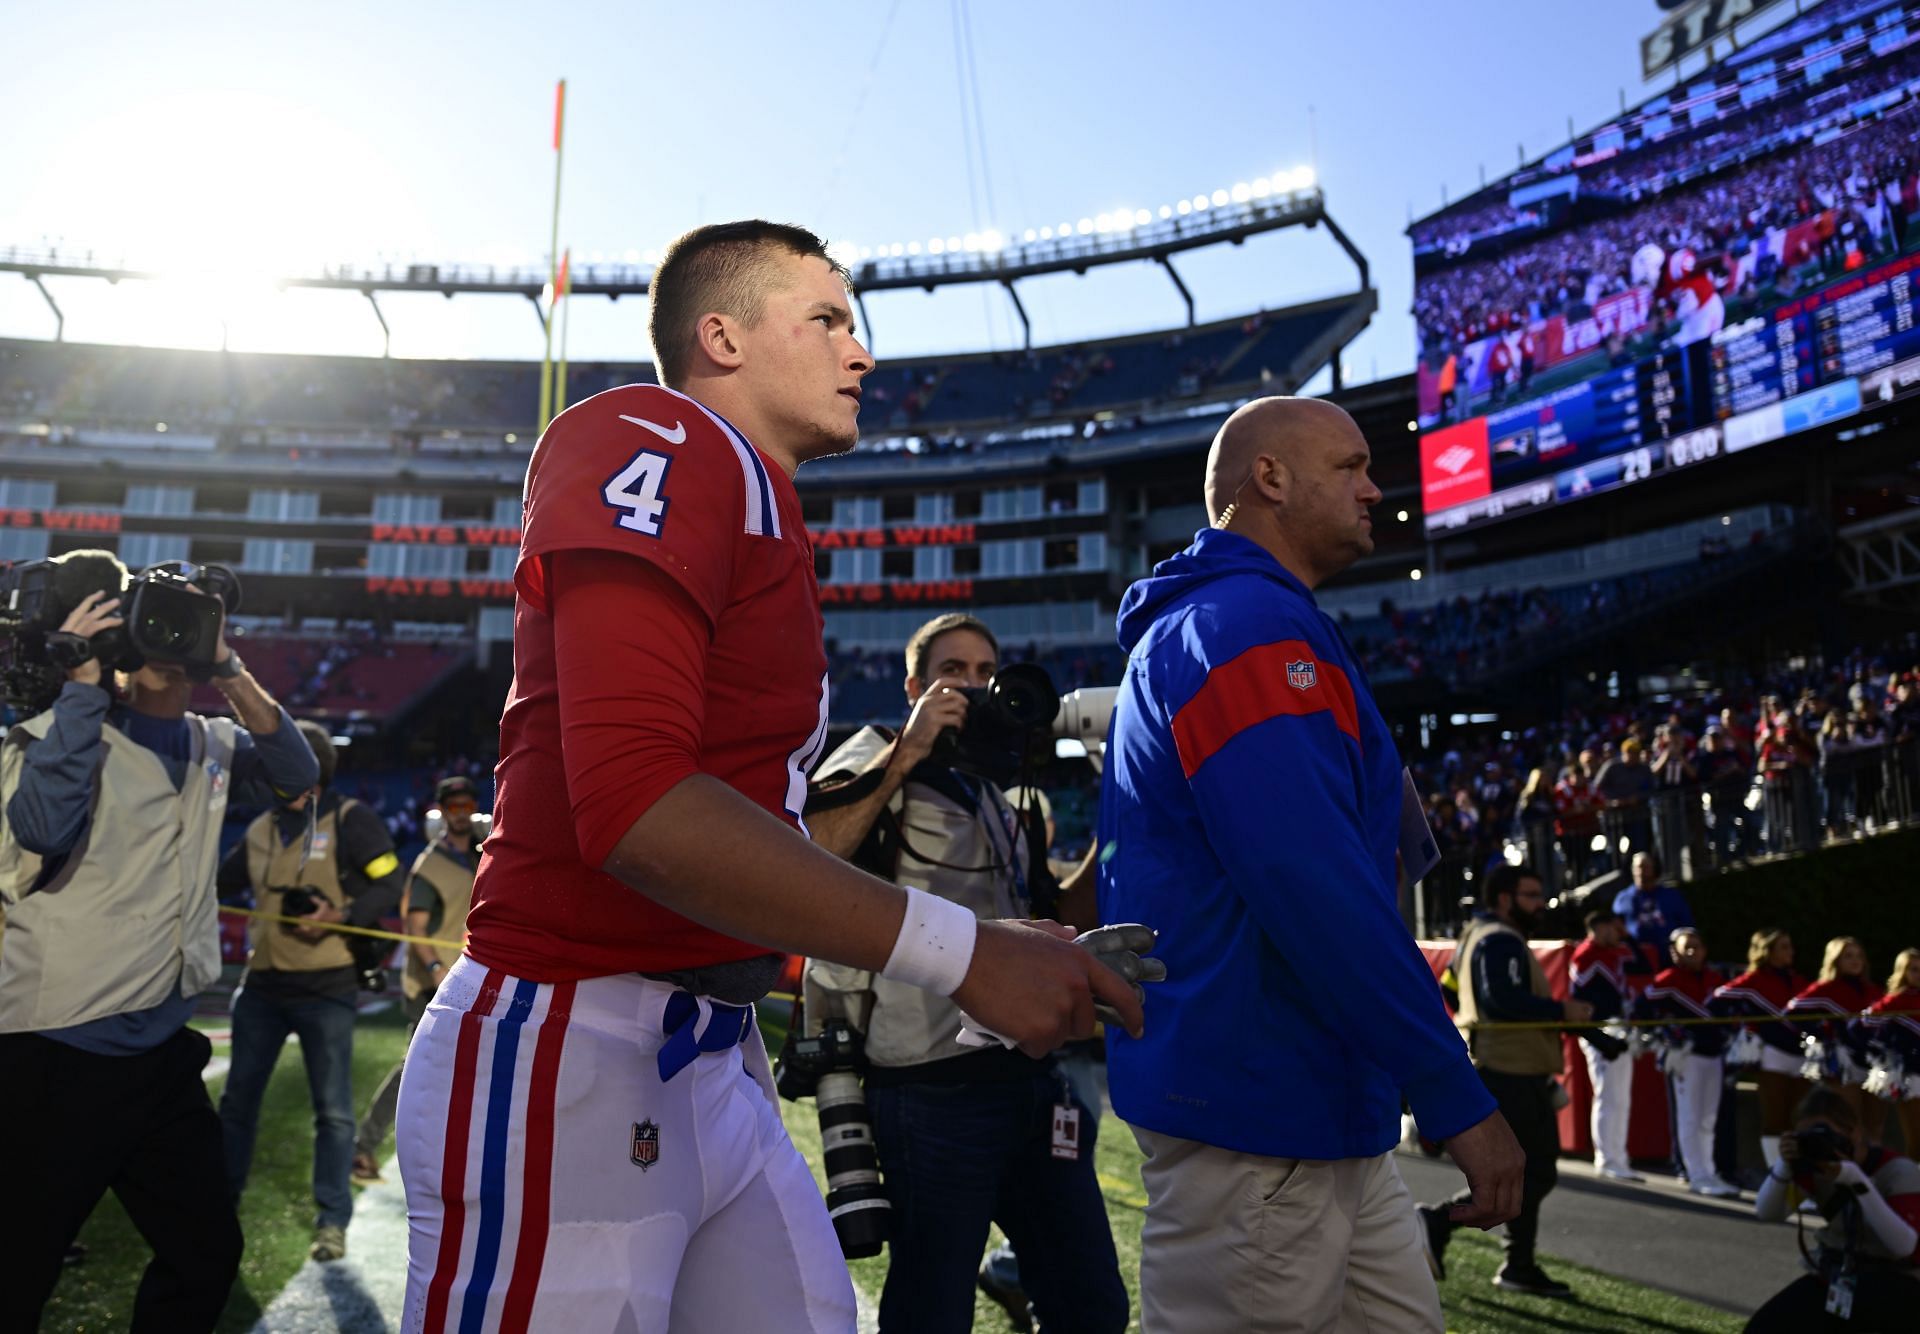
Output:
[0,295,1368,445]
[190,636,471,723]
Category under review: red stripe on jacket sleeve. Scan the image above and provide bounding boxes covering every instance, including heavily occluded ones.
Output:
[1170,639,1359,780]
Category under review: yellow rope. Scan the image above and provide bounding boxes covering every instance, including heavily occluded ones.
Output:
[218,905,461,949]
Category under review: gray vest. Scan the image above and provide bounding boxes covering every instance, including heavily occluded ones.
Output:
[0,707,237,1031]
[806,726,1030,1069]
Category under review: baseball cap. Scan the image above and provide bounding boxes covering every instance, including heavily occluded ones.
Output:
[435,775,479,805]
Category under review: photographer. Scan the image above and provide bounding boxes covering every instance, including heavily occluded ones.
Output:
[1746,1086,1919,1331]
[804,613,1126,1334]
[216,720,404,1264]
[0,550,318,1332]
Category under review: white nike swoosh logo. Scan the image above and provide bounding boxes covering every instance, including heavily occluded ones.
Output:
[618,414,687,444]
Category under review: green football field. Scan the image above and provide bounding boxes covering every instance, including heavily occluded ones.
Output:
[41,1005,1740,1332]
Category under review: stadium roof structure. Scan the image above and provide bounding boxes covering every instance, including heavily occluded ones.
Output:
[0,179,1373,380]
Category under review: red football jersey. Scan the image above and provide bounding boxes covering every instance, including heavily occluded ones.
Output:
[465,384,830,980]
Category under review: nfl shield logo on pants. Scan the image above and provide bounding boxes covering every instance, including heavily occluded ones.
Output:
[631,1119,660,1170]
[1287,660,1317,690]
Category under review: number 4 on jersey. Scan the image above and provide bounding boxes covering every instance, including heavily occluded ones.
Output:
[603,449,673,536]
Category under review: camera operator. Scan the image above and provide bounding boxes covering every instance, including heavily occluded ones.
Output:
[1746,1086,1919,1331]
[0,550,318,1332]
[804,613,1127,1334]
[216,720,404,1264]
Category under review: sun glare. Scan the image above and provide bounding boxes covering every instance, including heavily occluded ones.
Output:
[24,89,430,353]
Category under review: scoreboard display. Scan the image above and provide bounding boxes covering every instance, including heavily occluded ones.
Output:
[1414,0,1920,536]
[1422,258,1902,534]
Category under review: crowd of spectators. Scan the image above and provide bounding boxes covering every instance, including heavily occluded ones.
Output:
[1415,106,1920,357]
[1414,642,1920,901]
[1411,38,1920,260]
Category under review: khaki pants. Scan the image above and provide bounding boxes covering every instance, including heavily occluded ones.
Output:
[1133,1128,1442,1334]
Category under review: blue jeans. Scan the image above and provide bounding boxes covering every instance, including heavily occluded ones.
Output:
[218,985,357,1230]
[868,1071,1127,1334]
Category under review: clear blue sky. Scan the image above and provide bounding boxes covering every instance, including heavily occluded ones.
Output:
[0,0,1754,385]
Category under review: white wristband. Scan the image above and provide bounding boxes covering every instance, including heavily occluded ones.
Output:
[879,887,978,997]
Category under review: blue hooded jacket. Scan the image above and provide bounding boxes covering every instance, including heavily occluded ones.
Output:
[1098,528,1493,1158]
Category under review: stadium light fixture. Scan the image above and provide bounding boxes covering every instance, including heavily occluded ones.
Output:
[1038,226,1053,240]
[1409,568,1423,581]
[1231,183,1251,203]
[1134,209,1152,227]
[946,236,962,251]
[963,232,980,252]
[1210,189,1229,207]
[1176,200,1192,215]
[1023,228,1038,242]
[980,229,1004,252]
[928,239,945,255]
[1191,195,1209,211]
[624,249,641,264]
[1252,177,1271,196]
[1158,205,1172,220]
[1077,218,1095,235]
[901,243,915,256]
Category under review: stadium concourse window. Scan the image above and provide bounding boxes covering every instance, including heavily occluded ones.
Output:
[953,490,983,520]
[372,493,441,525]
[242,540,314,575]
[248,489,318,522]
[124,484,194,516]
[0,530,49,563]
[0,478,54,510]
[915,493,954,523]
[913,547,954,581]
[881,549,914,580]
[952,546,982,577]
[367,543,460,579]
[832,496,881,528]
[120,534,191,568]
[882,492,915,522]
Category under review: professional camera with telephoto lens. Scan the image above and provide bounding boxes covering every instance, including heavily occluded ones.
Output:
[934,663,1119,787]
[0,558,241,709]
[1784,1122,1853,1168]
[774,1019,891,1258]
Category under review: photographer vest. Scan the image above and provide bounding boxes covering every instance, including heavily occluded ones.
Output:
[806,726,1036,1070]
[242,799,365,974]
[403,840,474,1001]
[0,708,236,1031]
[1453,915,1564,1076]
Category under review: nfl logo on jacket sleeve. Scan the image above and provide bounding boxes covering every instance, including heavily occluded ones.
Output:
[1287,660,1317,690]
[631,1119,659,1170]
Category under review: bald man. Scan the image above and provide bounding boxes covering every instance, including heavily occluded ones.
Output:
[1097,398,1524,1331]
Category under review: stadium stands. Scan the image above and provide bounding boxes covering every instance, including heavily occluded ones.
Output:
[189,634,471,724]
[0,293,1371,447]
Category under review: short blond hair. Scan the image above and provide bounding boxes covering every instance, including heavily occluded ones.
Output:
[1818,936,1865,984]
[1749,928,1790,972]
[1888,947,1920,996]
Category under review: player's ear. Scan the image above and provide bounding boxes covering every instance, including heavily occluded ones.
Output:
[693,312,746,372]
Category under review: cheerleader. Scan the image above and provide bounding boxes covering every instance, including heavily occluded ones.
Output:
[1634,929,1738,1196]
[1859,947,1920,1155]
[1789,937,1887,1145]
[1711,929,1807,1172]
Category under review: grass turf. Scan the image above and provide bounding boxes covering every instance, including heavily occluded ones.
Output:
[768,1009,1741,1334]
[38,1002,412,1334]
[40,1002,1742,1333]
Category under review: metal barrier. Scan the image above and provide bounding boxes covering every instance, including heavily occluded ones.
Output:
[1409,736,1920,937]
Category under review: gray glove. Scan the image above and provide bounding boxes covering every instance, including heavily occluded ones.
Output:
[1075,923,1168,1028]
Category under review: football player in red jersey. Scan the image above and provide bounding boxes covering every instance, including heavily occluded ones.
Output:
[394,221,1147,1334]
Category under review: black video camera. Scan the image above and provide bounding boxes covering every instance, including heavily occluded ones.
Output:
[933,662,1061,788]
[775,1019,891,1258]
[0,557,241,709]
[277,886,325,919]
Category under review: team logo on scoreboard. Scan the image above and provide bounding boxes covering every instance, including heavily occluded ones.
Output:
[631,1119,660,1170]
[1287,660,1317,691]
[1433,445,1476,476]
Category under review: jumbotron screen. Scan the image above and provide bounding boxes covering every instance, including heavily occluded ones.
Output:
[1411,0,1920,535]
